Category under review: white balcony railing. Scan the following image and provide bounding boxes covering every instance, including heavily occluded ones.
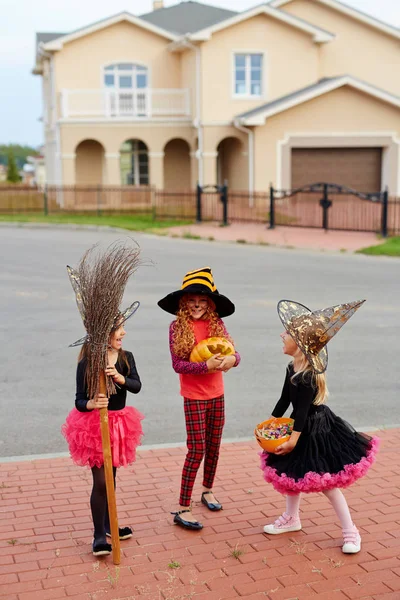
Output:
[60,88,191,119]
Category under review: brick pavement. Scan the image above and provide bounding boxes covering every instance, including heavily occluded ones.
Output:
[166,223,383,252]
[0,429,399,600]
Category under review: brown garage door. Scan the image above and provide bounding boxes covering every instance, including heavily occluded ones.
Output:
[291,147,382,193]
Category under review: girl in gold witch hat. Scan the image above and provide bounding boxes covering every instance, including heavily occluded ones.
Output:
[260,299,379,554]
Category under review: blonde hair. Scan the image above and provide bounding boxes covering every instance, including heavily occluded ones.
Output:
[171,295,233,358]
[291,352,328,406]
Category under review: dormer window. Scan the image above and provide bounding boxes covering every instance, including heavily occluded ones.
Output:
[234,54,263,97]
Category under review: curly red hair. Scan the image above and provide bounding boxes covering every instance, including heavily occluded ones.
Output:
[171,296,233,358]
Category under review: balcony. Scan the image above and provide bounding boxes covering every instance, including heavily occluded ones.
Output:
[60,88,191,120]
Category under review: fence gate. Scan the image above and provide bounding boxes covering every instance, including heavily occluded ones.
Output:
[269,183,389,236]
[196,184,228,225]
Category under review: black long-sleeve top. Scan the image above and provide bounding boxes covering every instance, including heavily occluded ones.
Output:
[271,364,317,432]
[75,351,141,412]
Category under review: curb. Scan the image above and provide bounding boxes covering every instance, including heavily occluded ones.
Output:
[0,425,397,464]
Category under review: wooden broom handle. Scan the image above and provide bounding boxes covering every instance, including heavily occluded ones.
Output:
[99,371,121,565]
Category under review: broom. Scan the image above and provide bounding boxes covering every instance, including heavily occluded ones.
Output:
[67,240,142,564]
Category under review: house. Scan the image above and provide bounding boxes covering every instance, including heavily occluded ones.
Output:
[27,148,46,187]
[33,0,400,194]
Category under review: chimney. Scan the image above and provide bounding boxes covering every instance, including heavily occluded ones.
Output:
[153,0,164,10]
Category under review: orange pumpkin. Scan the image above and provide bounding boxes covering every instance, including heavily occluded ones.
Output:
[190,337,235,363]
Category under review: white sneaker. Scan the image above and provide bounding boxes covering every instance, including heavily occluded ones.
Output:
[263,512,302,535]
[342,526,361,554]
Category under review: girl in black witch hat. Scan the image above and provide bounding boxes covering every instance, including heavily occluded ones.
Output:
[158,267,241,530]
[260,299,379,554]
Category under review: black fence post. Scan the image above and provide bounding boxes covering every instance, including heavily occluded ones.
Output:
[196,183,202,223]
[381,189,389,238]
[43,184,48,216]
[269,185,275,229]
[221,184,228,226]
[320,183,332,231]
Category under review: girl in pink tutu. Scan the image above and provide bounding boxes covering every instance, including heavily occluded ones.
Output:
[62,312,143,556]
[260,299,379,554]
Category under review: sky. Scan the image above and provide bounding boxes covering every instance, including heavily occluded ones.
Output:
[1,0,399,148]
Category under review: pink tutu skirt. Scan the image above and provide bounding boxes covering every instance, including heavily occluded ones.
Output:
[61,406,144,468]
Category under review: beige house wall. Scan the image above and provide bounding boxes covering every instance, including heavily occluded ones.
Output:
[59,123,196,186]
[163,139,192,190]
[180,48,197,120]
[54,20,181,104]
[200,14,320,122]
[75,140,105,185]
[253,86,400,192]
[282,0,400,97]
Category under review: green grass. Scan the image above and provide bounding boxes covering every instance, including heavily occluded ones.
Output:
[0,213,192,232]
[357,236,400,256]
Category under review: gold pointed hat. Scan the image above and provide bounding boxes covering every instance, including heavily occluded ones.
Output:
[277,299,366,374]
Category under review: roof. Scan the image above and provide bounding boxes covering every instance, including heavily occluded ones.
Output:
[39,11,178,54]
[140,1,237,35]
[236,75,400,125]
[269,0,400,40]
[187,3,334,43]
[36,32,66,46]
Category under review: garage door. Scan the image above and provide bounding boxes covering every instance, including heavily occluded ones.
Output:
[291,148,382,193]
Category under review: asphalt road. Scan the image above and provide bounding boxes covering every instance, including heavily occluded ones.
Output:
[0,225,399,458]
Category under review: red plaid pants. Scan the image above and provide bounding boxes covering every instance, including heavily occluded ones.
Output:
[179,396,225,507]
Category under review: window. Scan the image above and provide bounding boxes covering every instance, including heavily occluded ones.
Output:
[234,54,263,97]
[103,63,148,90]
[120,140,149,185]
[104,63,148,117]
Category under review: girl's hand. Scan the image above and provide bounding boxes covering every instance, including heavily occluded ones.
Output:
[216,355,236,372]
[87,394,109,410]
[105,365,125,385]
[206,354,223,372]
[274,440,296,455]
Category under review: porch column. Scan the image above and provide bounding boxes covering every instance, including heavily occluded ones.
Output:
[104,153,121,185]
[190,151,198,188]
[61,154,75,184]
[202,151,218,186]
[149,151,165,189]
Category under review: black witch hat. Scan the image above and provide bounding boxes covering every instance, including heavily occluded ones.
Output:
[157,267,235,318]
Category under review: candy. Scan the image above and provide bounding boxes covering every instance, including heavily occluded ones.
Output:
[257,422,293,440]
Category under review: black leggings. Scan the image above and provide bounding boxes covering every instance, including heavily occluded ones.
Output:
[90,466,117,541]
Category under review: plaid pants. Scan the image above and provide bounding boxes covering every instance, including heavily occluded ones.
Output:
[179,396,225,507]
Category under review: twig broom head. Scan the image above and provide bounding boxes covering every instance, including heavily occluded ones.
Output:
[68,240,142,399]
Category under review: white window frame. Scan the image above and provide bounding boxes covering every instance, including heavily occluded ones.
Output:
[102,61,150,91]
[120,140,149,186]
[232,51,265,99]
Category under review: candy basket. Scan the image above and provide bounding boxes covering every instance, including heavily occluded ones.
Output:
[254,417,294,452]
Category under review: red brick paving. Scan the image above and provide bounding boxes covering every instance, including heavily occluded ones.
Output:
[166,222,383,253]
[0,429,399,600]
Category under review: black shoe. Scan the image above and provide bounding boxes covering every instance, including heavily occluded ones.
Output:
[171,509,203,531]
[201,491,222,511]
[92,539,112,557]
[105,526,133,540]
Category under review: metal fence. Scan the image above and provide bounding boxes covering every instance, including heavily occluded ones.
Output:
[0,184,399,236]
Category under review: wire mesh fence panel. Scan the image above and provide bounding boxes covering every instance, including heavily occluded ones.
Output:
[328,193,382,232]
[200,191,223,221]
[274,192,323,228]
[154,190,197,219]
[227,191,269,223]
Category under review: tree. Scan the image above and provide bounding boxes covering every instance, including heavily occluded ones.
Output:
[7,150,21,183]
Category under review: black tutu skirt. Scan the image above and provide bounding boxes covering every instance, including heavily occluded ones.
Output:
[260,405,379,495]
